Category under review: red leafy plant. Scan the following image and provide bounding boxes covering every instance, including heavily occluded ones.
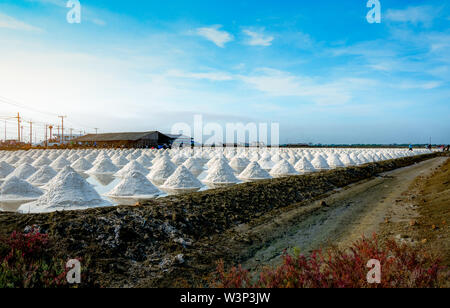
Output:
[211,235,447,288]
[0,228,73,288]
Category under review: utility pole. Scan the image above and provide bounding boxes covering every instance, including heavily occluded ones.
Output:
[28,121,32,145]
[15,113,20,142]
[58,116,67,145]
[49,125,53,143]
[45,125,48,148]
[4,120,6,141]
[94,128,99,135]
[21,126,23,143]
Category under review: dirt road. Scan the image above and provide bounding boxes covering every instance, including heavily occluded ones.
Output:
[242,157,448,271]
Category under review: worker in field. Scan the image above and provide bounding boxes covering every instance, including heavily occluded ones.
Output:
[409,144,413,151]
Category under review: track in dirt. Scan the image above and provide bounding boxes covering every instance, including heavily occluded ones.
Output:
[242,157,448,271]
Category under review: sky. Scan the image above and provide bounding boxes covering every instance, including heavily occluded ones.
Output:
[0,0,449,144]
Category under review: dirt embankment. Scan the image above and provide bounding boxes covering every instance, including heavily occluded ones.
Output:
[0,153,441,287]
[378,157,450,270]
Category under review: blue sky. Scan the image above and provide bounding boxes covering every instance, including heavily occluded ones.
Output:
[0,0,449,144]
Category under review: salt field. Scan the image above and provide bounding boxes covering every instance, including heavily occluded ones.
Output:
[0,147,432,213]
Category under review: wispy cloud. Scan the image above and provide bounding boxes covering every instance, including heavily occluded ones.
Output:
[385,5,440,27]
[167,69,233,81]
[0,12,42,32]
[243,29,274,47]
[196,25,233,47]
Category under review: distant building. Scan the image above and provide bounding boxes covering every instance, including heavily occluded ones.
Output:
[73,131,174,148]
[166,134,194,147]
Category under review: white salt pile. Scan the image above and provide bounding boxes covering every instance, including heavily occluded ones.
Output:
[258,154,275,170]
[115,161,149,177]
[162,165,202,190]
[6,163,37,180]
[112,155,129,167]
[87,158,119,174]
[42,166,77,190]
[27,166,57,186]
[0,161,14,179]
[71,157,93,172]
[147,157,176,185]
[106,171,160,198]
[182,158,204,176]
[16,156,34,166]
[340,154,355,167]
[19,170,111,213]
[203,159,238,185]
[229,157,249,173]
[136,154,153,167]
[327,154,345,168]
[311,155,330,170]
[50,156,71,170]
[270,160,298,177]
[294,157,316,174]
[32,156,52,167]
[238,162,272,181]
[0,176,43,201]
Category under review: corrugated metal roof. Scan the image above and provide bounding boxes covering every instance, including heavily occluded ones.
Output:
[74,131,165,142]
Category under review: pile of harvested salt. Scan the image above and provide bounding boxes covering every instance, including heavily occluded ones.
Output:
[5,163,37,180]
[270,160,298,177]
[203,159,238,185]
[19,170,111,213]
[229,157,249,173]
[162,165,202,190]
[0,161,14,179]
[238,162,272,181]
[147,157,176,185]
[327,154,345,168]
[106,171,160,198]
[294,157,316,174]
[32,156,52,167]
[87,158,119,174]
[50,156,71,170]
[112,155,129,167]
[115,161,149,177]
[0,176,43,201]
[182,158,204,176]
[311,155,330,170]
[71,157,93,172]
[27,166,57,186]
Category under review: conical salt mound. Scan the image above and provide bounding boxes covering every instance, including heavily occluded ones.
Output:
[0,161,14,179]
[238,162,272,181]
[340,154,355,167]
[42,166,77,190]
[112,155,129,167]
[19,171,111,213]
[106,171,160,197]
[71,157,93,172]
[15,156,34,166]
[294,157,316,174]
[87,158,119,174]
[327,155,345,168]
[258,155,275,170]
[32,156,52,167]
[0,176,43,201]
[115,161,149,177]
[27,166,57,186]
[147,158,176,185]
[5,163,37,180]
[182,158,204,176]
[136,154,153,167]
[162,165,202,190]
[204,159,238,184]
[311,155,330,170]
[270,160,298,177]
[229,157,249,173]
[50,156,71,170]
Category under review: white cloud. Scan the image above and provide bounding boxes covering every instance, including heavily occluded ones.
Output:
[167,70,233,81]
[243,29,274,47]
[196,25,233,48]
[0,13,42,32]
[385,6,439,27]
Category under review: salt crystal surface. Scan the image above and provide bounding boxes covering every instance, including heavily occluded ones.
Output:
[0,176,43,201]
[106,171,160,197]
[270,160,298,177]
[238,162,272,181]
[162,165,202,189]
[27,166,57,186]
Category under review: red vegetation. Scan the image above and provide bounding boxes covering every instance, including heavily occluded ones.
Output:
[211,235,447,288]
[0,228,71,288]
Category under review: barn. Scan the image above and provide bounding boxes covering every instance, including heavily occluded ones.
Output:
[74,131,174,148]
